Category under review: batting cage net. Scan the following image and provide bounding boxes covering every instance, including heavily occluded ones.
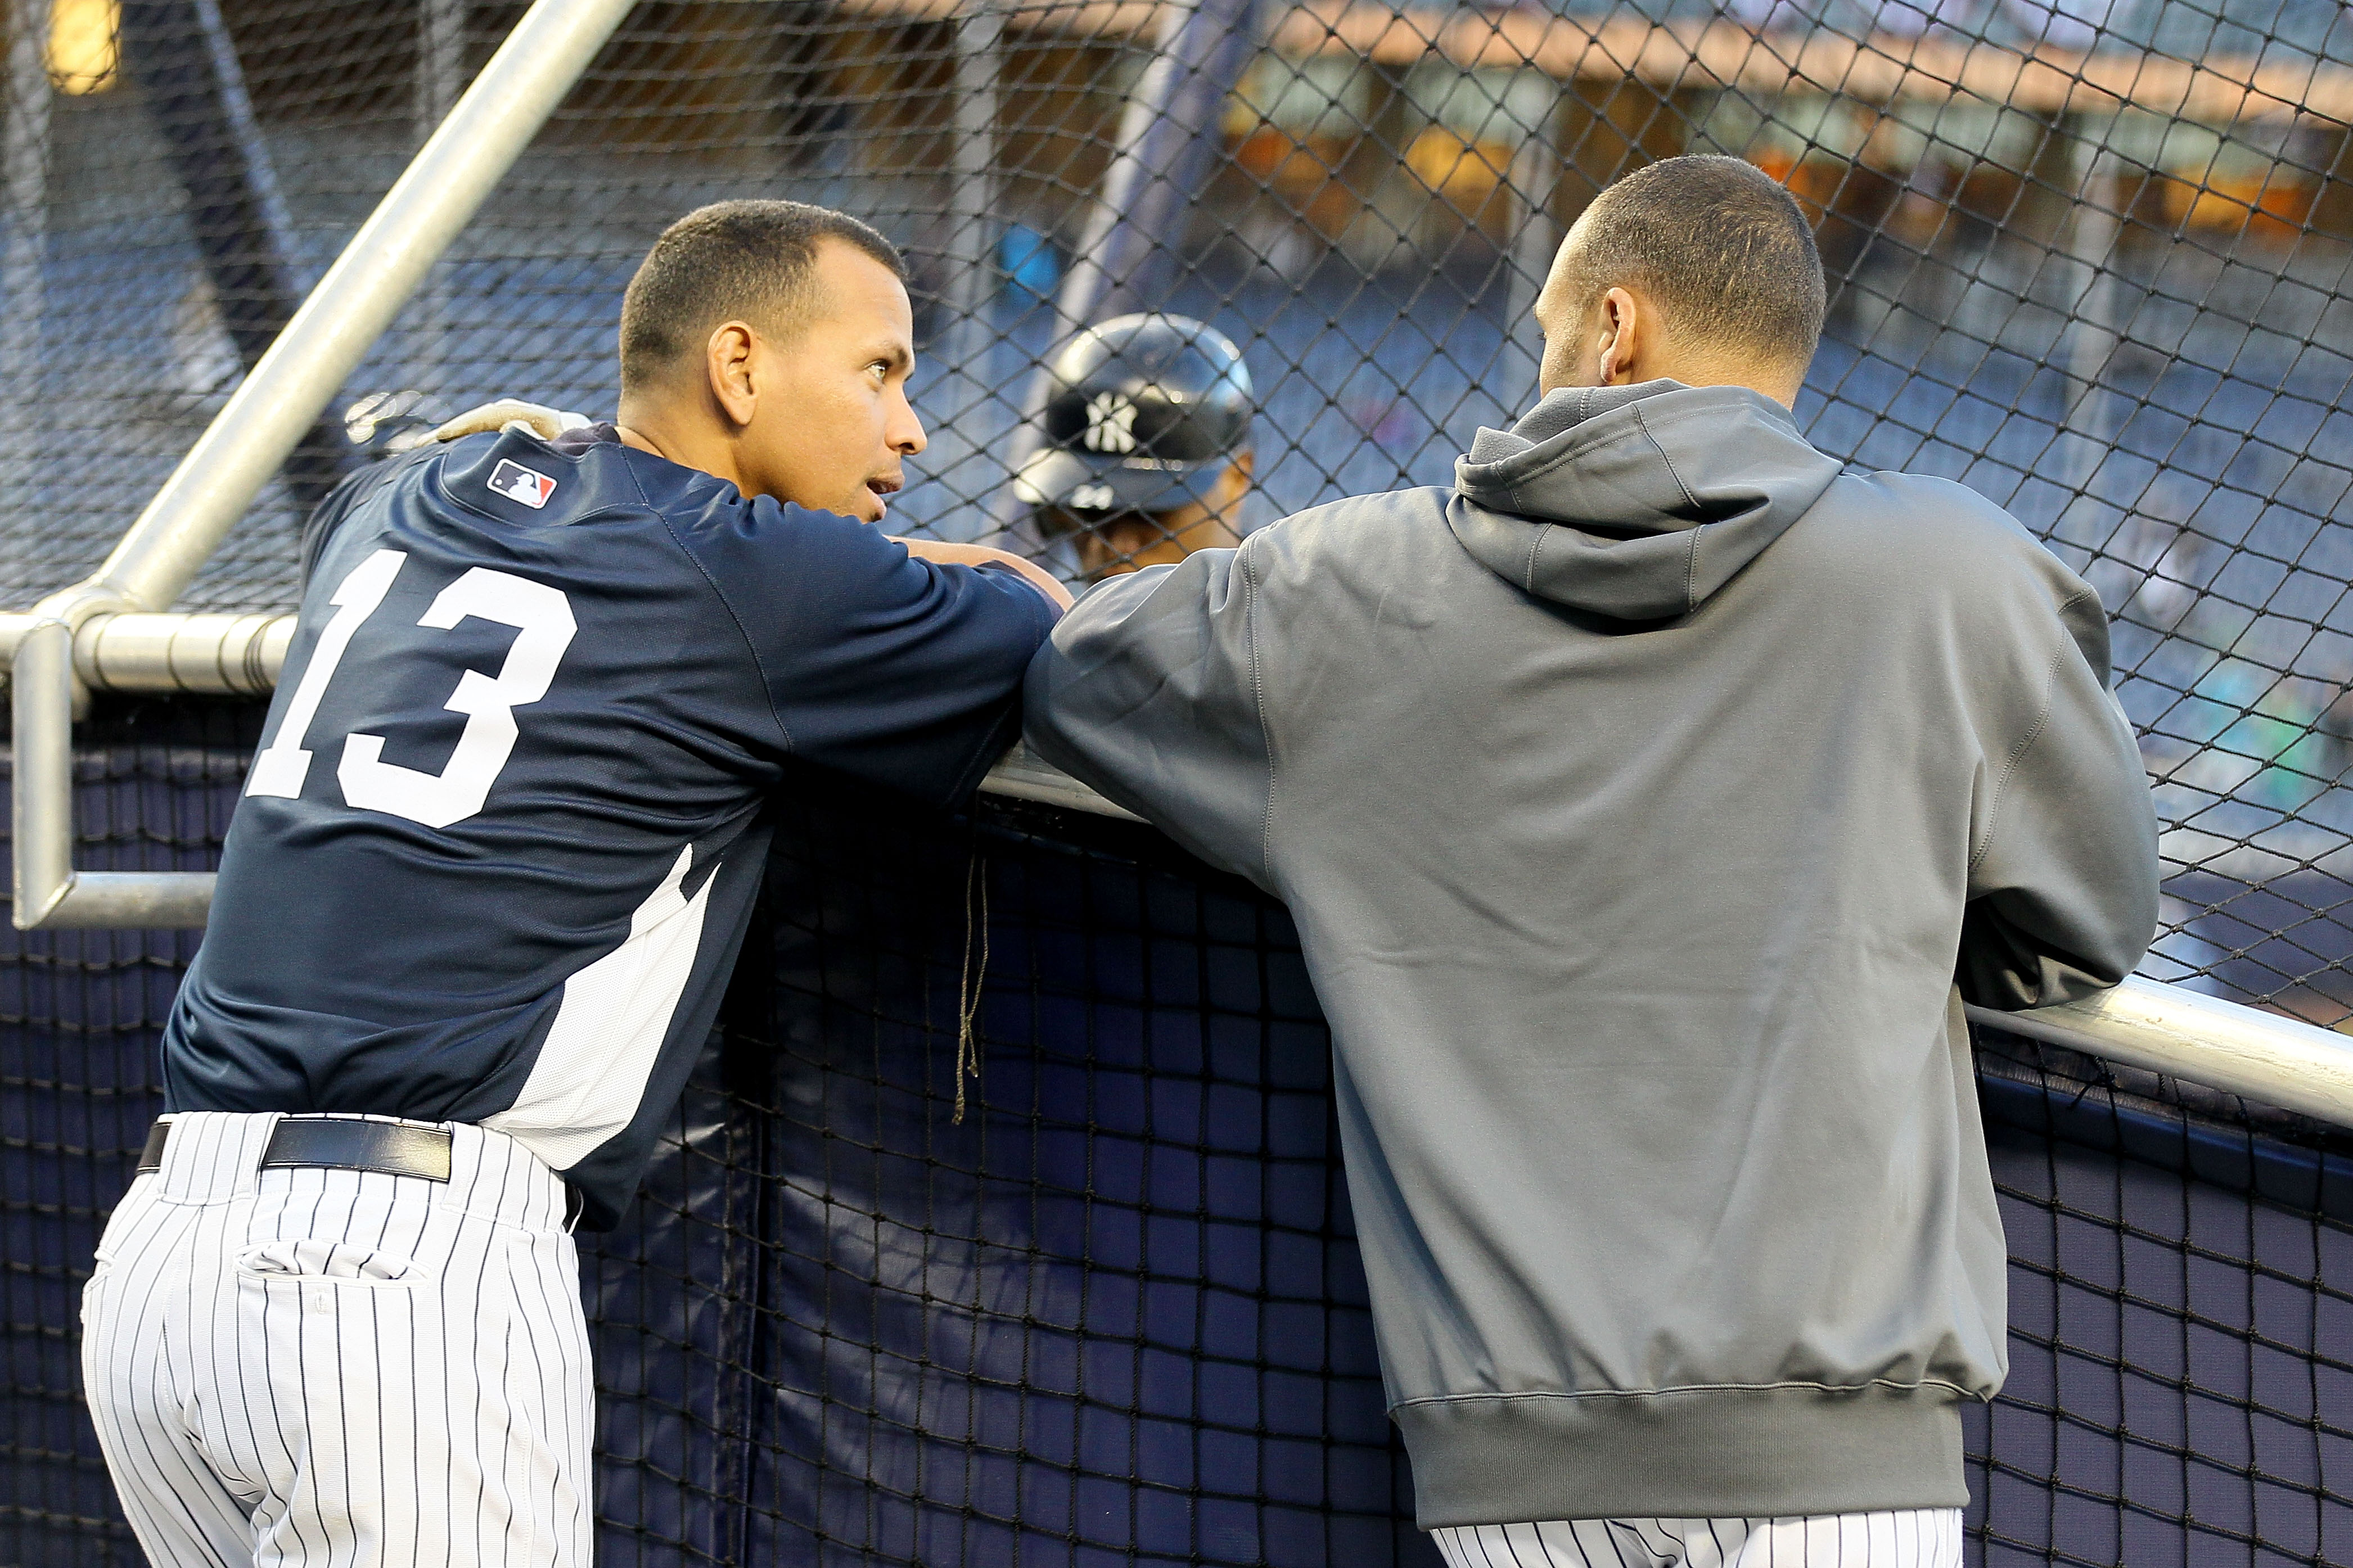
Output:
[5,0,2353,1562]
[3,0,2351,1019]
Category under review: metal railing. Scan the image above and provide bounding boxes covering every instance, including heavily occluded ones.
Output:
[4,0,637,928]
[21,599,2353,1132]
[7,0,2352,1135]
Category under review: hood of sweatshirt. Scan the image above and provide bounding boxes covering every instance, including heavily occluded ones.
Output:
[1450,380,1845,621]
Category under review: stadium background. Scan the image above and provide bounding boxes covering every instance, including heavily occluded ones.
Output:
[8,0,2353,1562]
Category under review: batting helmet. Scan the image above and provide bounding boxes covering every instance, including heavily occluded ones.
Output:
[1012,314,1253,517]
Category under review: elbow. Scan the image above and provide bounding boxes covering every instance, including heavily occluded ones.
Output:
[1957,893,2154,1012]
[1020,640,1087,769]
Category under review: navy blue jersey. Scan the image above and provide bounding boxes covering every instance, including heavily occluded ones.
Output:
[164,426,1056,1228]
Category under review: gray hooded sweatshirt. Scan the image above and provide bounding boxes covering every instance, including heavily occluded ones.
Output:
[1022,381,2160,1525]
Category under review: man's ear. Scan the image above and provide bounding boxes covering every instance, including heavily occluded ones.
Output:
[704,320,759,431]
[1597,287,1639,386]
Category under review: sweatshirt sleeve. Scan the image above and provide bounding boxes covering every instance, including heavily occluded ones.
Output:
[1959,586,2161,1009]
[1022,540,1276,888]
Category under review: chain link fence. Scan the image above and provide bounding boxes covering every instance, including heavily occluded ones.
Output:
[8,5,2353,1561]
[6,0,2352,1020]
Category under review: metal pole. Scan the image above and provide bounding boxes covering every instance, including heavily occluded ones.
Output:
[1968,974,2353,1130]
[35,0,633,628]
[931,0,1007,545]
[117,0,304,365]
[11,616,217,928]
[934,0,1001,541]
[945,0,1000,340]
[11,0,633,932]
[2064,142,2122,497]
[988,0,1266,539]
[1500,92,1562,427]
[1057,0,1263,330]
[417,0,467,387]
[11,619,73,925]
[74,610,291,693]
[30,592,2353,1129]
[117,0,350,510]
[2,0,51,568]
[421,0,468,159]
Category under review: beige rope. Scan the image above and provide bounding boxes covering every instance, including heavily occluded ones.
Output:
[953,853,990,1125]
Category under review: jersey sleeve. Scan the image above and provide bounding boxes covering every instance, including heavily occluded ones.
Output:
[296,453,419,593]
[666,495,1061,806]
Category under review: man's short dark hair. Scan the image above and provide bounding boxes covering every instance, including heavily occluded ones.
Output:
[619,200,905,392]
[1563,155,1825,366]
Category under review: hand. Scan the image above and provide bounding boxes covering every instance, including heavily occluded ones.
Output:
[895,538,1074,612]
[429,399,590,444]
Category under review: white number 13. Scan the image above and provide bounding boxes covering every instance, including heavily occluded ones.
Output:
[247,548,578,829]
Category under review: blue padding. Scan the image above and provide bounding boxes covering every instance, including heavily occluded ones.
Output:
[1976,1035,2353,1223]
[738,784,1432,1566]
[12,715,2353,1567]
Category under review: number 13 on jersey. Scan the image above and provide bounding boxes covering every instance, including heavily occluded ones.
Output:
[247,549,578,830]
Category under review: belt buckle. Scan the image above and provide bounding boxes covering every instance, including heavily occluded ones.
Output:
[135,1119,169,1174]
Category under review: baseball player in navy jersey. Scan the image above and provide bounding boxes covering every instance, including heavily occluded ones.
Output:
[82,200,1069,1567]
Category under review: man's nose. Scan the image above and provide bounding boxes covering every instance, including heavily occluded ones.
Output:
[888,387,926,456]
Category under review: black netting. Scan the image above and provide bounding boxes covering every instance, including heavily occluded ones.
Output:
[2,1,2352,1010]
[10,2,2353,1562]
[7,706,2353,1566]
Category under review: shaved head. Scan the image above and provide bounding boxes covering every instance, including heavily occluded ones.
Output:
[1544,155,1826,377]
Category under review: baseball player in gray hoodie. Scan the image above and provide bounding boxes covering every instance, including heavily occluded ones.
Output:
[1022,156,2160,1565]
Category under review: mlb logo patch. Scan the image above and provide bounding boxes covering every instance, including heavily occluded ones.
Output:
[487,459,557,509]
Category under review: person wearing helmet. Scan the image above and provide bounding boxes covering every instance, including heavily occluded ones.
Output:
[1013,313,1255,579]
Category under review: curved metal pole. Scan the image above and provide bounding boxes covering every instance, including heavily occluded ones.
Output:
[11,0,634,930]
[34,0,635,629]
[11,618,215,927]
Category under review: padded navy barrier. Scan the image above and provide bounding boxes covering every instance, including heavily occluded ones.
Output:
[741,776,1427,1566]
[6,697,2353,1566]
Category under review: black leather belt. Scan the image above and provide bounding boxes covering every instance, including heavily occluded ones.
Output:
[138,1117,453,1181]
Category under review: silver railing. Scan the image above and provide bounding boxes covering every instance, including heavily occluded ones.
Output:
[7,0,2353,1133]
[2,0,638,927]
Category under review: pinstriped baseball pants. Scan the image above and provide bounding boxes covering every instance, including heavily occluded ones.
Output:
[1432,1510,1965,1567]
[80,1112,594,1567]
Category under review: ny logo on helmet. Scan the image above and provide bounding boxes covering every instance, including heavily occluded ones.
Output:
[1083,393,1138,454]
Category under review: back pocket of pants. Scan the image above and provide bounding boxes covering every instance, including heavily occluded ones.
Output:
[79,1263,111,1328]
[236,1239,427,1286]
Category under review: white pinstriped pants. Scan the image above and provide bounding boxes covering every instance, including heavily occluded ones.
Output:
[1432,1510,1966,1568]
[80,1112,594,1567]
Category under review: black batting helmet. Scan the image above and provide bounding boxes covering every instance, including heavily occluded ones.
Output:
[1013,313,1253,517]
